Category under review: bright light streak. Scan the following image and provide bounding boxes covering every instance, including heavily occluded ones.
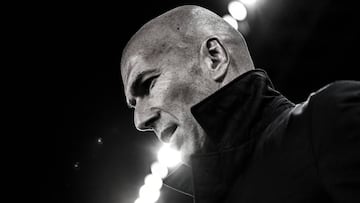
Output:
[144,174,163,190]
[241,0,257,6]
[151,162,168,179]
[157,144,181,168]
[139,185,160,202]
[223,15,238,30]
[228,1,248,21]
[134,198,147,203]
[134,197,155,203]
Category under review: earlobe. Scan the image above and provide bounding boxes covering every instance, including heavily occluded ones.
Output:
[201,37,229,82]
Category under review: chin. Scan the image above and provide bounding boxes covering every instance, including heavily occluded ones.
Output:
[179,151,191,166]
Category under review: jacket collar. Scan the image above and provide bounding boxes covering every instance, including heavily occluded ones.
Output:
[191,69,294,151]
[164,69,295,201]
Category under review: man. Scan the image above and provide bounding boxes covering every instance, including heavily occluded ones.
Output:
[120,5,360,203]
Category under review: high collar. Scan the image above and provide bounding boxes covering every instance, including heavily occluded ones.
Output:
[164,69,295,201]
[191,69,294,151]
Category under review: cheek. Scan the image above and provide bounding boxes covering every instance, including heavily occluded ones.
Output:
[167,82,198,106]
[152,70,208,112]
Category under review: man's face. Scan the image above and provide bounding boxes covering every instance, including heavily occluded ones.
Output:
[122,47,216,164]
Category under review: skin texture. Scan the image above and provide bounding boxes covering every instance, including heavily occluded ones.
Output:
[121,5,255,164]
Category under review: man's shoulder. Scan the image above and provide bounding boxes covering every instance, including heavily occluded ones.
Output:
[304,80,360,141]
[304,81,360,196]
[288,80,360,139]
[291,80,359,120]
[310,80,360,103]
[306,80,360,115]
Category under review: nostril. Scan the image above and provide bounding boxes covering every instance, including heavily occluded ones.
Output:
[143,114,159,129]
[136,111,160,131]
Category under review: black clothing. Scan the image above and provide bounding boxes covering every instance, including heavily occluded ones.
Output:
[164,69,360,203]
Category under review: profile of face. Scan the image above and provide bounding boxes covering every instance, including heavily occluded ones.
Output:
[120,5,253,164]
[122,37,229,164]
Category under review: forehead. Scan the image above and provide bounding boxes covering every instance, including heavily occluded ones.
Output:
[122,51,166,95]
[122,54,147,88]
[122,42,180,83]
[122,54,142,83]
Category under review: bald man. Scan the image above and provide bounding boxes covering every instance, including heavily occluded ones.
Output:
[121,5,360,203]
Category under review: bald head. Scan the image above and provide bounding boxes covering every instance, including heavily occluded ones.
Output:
[120,5,255,163]
[121,5,254,86]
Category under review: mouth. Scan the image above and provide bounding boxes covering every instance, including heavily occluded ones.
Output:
[160,125,177,143]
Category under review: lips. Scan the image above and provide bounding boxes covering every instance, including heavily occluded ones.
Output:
[160,125,177,143]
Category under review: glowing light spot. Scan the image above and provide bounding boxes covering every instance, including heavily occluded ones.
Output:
[97,137,103,144]
[144,174,163,190]
[223,15,238,30]
[241,0,257,6]
[73,161,80,170]
[157,144,181,168]
[228,1,248,21]
[151,162,168,179]
[139,184,160,202]
[134,198,147,203]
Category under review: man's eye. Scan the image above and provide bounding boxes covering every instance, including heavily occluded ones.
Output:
[142,76,158,93]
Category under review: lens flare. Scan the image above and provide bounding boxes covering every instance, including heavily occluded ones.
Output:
[223,14,238,30]
[228,1,248,21]
[241,0,257,6]
[144,174,163,190]
[151,162,168,179]
[138,184,160,202]
[157,144,181,168]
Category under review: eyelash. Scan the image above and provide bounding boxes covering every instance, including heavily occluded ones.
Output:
[128,75,159,108]
[142,76,158,93]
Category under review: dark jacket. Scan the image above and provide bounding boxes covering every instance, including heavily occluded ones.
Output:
[164,69,360,203]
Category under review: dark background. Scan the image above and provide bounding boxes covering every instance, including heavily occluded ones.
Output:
[22,0,358,202]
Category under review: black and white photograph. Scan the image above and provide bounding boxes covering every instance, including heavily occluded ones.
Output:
[26,0,360,202]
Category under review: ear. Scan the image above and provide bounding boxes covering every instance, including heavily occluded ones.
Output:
[200,37,229,82]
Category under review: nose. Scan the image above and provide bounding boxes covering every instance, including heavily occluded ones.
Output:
[134,103,160,131]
